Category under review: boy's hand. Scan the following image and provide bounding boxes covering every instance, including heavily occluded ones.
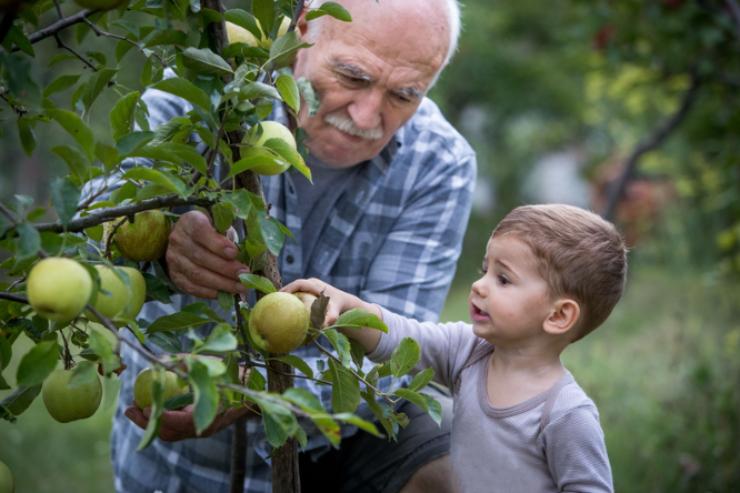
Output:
[282,278,383,352]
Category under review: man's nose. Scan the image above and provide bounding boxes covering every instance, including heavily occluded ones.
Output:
[347,90,383,130]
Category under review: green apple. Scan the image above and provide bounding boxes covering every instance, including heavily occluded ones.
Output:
[244,121,297,176]
[111,210,170,262]
[248,292,309,353]
[26,257,93,322]
[42,367,103,423]
[133,367,188,409]
[119,266,146,320]
[91,265,130,319]
[0,460,13,493]
[73,0,128,10]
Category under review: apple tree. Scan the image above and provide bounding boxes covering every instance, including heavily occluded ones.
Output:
[0,1,440,491]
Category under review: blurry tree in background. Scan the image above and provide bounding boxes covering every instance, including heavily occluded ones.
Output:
[432,0,739,279]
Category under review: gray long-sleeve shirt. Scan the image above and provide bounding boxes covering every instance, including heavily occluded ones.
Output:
[370,309,614,493]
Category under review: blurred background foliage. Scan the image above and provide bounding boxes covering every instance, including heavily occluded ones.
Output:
[1,0,738,491]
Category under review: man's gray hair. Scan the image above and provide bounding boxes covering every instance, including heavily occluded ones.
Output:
[304,0,462,69]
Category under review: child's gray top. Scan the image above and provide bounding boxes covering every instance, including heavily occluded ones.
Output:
[370,308,614,493]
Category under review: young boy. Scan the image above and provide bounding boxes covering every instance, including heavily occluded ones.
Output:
[284,204,627,492]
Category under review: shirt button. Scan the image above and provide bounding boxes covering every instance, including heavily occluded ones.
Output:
[286,255,295,264]
[288,185,295,195]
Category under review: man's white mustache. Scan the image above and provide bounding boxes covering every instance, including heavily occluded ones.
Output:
[324,113,383,140]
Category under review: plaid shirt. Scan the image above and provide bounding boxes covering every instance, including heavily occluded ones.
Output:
[110,88,476,493]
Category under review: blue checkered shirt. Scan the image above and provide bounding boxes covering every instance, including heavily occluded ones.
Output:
[109,87,476,493]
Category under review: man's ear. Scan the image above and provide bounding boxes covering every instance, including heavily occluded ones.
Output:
[296,7,310,37]
[543,298,580,336]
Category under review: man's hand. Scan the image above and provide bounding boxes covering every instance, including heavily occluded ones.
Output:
[124,404,253,442]
[166,210,249,299]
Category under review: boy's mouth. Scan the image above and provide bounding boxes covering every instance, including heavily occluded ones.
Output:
[469,302,490,322]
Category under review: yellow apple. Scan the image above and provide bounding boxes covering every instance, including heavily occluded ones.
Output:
[244,121,297,176]
[133,367,188,409]
[119,266,146,320]
[111,210,170,262]
[0,460,13,493]
[91,265,130,319]
[225,21,263,47]
[26,257,93,322]
[42,367,102,423]
[248,292,309,353]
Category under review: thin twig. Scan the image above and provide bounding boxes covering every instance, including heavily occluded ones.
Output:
[603,69,703,220]
[54,33,98,71]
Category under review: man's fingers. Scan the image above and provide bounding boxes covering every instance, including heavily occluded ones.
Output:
[168,250,246,296]
[124,406,149,429]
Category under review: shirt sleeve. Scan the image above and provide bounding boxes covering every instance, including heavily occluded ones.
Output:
[360,147,476,322]
[543,406,614,493]
[369,307,478,389]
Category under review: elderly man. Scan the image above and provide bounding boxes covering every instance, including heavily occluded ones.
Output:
[113,0,476,491]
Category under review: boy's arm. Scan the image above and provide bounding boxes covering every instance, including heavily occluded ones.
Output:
[544,406,614,493]
[282,278,384,353]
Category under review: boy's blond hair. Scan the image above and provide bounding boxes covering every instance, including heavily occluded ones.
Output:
[492,204,627,340]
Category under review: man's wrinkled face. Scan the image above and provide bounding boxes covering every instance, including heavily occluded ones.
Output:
[293,0,449,167]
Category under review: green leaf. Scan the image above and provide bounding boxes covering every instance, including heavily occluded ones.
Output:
[110,91,141,141]
[257,212,286,256]
[16,223,41,259]
[253,395,298,448]
[334,309,388,333]
[275,74,300,113]
[182,47,233,76]
[147,311,214,333]
[82,68,117,113]
[296,77,319,116]
[282,387,324,412]
[198,323,238,353]
[422,392,443,426]
[273,354,314,380]
[308,411,341,446]
[266,31,310,69]
[43,74,81,98]
[227,147,286,178]
[334,412,382,437]
[393,388,429,412]
[306,2,352,22]
[127,143,207,175]
[0,384,41,417]
[239,81,281,101]
[51,145,89,180]
[87,325,121,375]
[47,109,96,161]
[189,360,220,435]
[390,337,420,377]
[238,273,276,294]
[17,116,37,156]
[151,77,211,112]
[116,131,155,155]
[323,328,352,368]
[211,202,235,234]
[50,177,81,226]
[123,167,188,196]
[252,0,275,34]
[16,341,58,387]
[328,359,360,413]
[407,367,435,391]
[262,137,311,182]
[224,9,264,39]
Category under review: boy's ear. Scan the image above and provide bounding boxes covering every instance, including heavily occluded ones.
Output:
[543,298,580,336]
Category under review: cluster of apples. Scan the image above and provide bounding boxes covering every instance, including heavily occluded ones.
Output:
[24,210,170,423]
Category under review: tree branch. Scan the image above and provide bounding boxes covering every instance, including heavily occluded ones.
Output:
[31,194,213,233]
[25,9,97,45]
[603,69,703,221]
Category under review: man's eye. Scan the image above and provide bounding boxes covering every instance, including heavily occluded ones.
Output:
[339,74,367,86]
[497,275,510,285]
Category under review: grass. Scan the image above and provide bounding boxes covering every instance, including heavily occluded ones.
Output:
[1,266,737,492]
